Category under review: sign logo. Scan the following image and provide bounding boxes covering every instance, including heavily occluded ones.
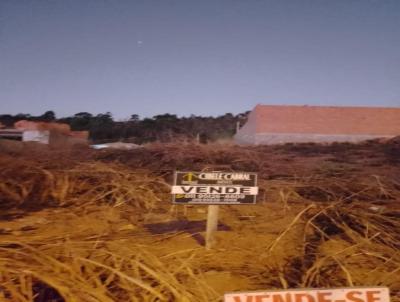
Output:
[182,172,198,182]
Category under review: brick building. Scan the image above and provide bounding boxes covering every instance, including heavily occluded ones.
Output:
[234,105,400,145]
[0,121,88,145]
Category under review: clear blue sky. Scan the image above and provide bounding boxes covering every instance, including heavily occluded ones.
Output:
[0,0,399,119]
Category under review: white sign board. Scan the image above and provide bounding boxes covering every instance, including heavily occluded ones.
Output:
[172,171,258,204]
[224,287,390,302]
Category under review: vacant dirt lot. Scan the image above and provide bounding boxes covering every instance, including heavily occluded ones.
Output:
[0,139,399,301]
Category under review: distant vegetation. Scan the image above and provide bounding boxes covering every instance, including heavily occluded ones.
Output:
[0,110,249,143]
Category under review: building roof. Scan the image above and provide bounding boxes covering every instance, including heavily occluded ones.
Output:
[0,129,23,138]
[239,105,400,135]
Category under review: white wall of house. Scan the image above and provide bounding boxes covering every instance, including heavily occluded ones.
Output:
[235,132,395,145]
[22,130,50,144]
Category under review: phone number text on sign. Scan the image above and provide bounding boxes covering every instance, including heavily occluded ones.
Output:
[224,287,390,302]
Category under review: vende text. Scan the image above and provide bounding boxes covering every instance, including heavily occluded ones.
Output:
[171,186,258,195]
[224,288,390,302]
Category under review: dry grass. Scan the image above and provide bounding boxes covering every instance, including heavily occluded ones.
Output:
[0,239,218,302]
[0,155,169,212]
[0,140,399,301]
[301,201,400,290]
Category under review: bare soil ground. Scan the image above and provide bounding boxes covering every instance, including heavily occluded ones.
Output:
[0,139,399,302]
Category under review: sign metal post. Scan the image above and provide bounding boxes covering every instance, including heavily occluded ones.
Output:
[205,204,220,249]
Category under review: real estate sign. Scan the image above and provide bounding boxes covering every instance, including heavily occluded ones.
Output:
[224,287,390,302]
[171,171,258,204]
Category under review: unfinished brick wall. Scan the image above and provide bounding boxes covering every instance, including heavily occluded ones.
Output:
[235,105,400,145]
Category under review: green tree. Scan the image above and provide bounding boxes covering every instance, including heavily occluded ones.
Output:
[40,111,56,121]
[129,114,140,122]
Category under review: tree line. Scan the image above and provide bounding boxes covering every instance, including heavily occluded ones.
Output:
[0,111,249,144]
